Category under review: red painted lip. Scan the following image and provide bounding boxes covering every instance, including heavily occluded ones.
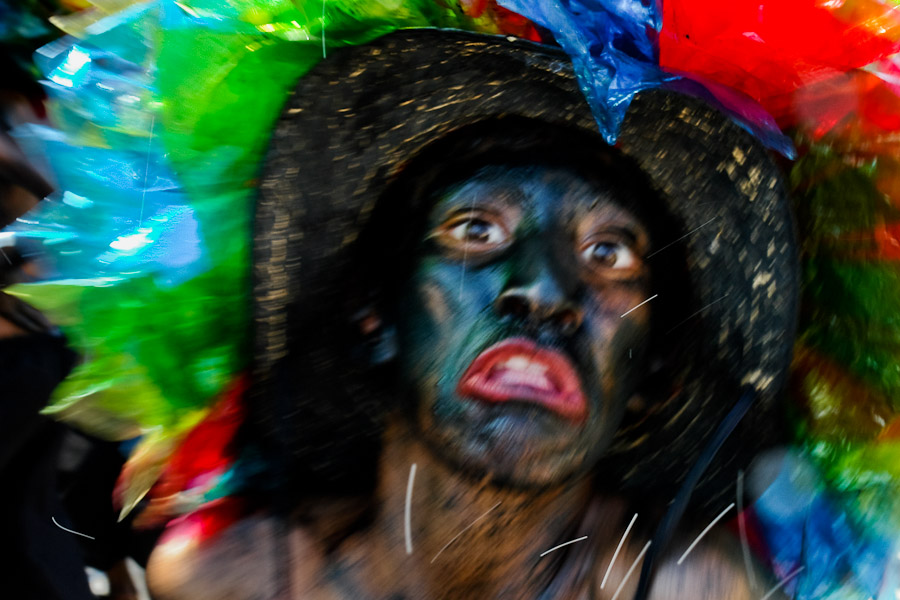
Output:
[456,338,588,424]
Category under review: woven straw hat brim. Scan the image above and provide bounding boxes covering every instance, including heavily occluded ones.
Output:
[252,29,799,512]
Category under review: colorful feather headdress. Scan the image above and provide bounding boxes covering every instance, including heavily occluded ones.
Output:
[7,0,900,597]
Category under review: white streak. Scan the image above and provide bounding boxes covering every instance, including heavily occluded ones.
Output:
[736,470,758,590]
[404,463,417,554]
[539,535,588,557]
[759,566,804,600]
[601,513,638,589]
[321,0,327,58]
[676,503,735,565]
[431,502,501,563]
[139,115,155,227]
[610,541,651,600]
[620,294,658,318]
[665,293,729,334]
[458,194,477,301]
[52,516,95,540]
[647,216,718,258]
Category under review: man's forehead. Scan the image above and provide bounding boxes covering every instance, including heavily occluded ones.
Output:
[429,163,644,223]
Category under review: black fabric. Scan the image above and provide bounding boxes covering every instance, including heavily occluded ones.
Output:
[0,333,94,600]
[59,431,162,570]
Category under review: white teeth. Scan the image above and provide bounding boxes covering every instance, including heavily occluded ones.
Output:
[494,370,554,391]
[503,355,548,374]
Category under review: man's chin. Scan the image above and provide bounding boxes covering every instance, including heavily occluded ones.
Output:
[449,447,589,490]
[418,408,595,489]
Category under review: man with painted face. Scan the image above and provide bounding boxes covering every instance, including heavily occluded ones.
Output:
[385,128,678,492]
[148,30,798,600]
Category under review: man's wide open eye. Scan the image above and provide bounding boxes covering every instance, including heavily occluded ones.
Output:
[579,240,639,271]
[448,218,504,244]
[433,211,511,256]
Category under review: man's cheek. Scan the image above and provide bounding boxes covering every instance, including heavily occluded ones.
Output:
[589,319,651,405]
[419,280,452,333]
[399,273,463,388]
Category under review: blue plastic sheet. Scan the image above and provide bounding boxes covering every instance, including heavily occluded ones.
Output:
[500,0,795,156]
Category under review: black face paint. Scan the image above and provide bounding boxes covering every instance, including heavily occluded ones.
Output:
[396,164,658,488]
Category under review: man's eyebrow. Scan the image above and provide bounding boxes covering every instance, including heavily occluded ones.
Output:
[582,195,637,220]
[607,225,640,244]
[588,189,623,211]
[430,192,488,221]
[575,210,646,248]
[435,185,525,213]
[578,218,640,239]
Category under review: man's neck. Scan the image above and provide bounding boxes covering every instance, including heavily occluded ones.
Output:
[355,414,623,600]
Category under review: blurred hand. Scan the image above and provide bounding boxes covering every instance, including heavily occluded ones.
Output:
[0,291,54,339]
[0,95,52,228]
[0,94,55,339]
[0,128,52,218]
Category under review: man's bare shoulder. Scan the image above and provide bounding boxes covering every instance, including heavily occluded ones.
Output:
[147,510,335,600]
[147,512,280,600]
[649,528,784,600]
[593,527,784,600]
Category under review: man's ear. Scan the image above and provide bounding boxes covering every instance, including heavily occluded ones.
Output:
[351,306,398,365]
[625,393,647,414]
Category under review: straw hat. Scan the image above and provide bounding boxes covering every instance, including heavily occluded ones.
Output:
[249,29,798,514]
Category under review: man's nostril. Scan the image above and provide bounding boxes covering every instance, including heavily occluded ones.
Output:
[497,294,532,320]
[556,310,582,335]
[496,290,582,336]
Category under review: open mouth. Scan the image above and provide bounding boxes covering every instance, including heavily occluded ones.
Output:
[457,337,588,423]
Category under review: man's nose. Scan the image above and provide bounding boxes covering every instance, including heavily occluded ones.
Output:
[494,270,583,336]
